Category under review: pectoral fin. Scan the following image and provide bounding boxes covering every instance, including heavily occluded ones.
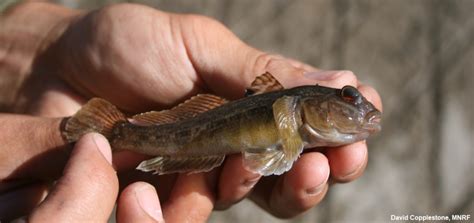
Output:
[137,155,225,175]
[273,96,304,165]
[242,96,304,176]
[243,145,291,176]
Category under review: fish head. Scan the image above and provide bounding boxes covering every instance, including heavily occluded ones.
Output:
[300,85,381,147]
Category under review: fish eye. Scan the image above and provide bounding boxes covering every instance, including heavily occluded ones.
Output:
[341,86,362,103]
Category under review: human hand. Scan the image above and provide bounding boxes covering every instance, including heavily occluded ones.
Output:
[1,132,163,222]
[2,2,382,220]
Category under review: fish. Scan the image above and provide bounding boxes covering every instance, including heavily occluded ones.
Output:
[61,72,382,176]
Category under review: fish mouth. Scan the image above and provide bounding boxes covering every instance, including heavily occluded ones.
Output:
[363,110,382,133]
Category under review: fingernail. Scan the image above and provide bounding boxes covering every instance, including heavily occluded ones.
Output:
[305,167,330,196]
[341,169,358,179]
[305,183,327,196]
[135,184,164,222]
[304,70,346,81]
[92,133,112,164]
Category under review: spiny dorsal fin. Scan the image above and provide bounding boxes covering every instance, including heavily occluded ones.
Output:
[136,155,225,175]
[245,72,284,96]
[130,111,178,126]
[131,94,228,126]
[62,98,127,142]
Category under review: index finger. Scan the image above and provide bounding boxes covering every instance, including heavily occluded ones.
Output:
[176,15,360,98]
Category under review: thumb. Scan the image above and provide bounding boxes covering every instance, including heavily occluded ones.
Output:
[177,15,358,98]
[29,133,118,222]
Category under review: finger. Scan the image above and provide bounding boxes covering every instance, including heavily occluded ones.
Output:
[284,56,319,72]
[303,70,358,88]
[326,141,368,183]
[117,181,164,223]
[0,182,48,221]
[176,15,358,97]
[118,169,178,203]
[29,133,118,222]
[358,83,383,112]
[163,173,214,222]
[0,115,69,180]
[17,69,84,117]
[250,152,330,218]
[215,154,261,209]
[29,87,84,117]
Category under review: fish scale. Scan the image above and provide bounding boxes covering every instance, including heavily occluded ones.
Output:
[62,72,381,176]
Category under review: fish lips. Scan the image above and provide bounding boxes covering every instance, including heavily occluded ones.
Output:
[362,110,382,133]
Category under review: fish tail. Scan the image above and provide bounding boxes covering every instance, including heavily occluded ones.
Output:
[62,98,127,143]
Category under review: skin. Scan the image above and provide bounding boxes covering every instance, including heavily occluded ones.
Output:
[29,133,164,222]
[0,2,383,222]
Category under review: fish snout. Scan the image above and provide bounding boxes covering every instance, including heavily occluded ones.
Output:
[363,110,382,133]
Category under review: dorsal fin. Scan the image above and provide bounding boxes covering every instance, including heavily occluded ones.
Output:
[131,94,227,126]
[245,72,284,96]
[130,111,177,126]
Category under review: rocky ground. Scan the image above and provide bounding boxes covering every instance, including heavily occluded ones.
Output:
[2,0,473,222]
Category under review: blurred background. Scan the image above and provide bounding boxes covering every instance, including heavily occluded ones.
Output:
[2,0,473,222]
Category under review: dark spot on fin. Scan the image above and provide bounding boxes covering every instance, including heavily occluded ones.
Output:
[62,98,127,143]
[244,89,255,97]
[131,94,227,126]
[245,72,284,96]
[136,155,225,174]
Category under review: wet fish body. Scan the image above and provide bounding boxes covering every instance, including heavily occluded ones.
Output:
[114,86,333,156]
[63,72,381,176]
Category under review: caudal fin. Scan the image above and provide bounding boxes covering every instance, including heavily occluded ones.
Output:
[62,98,127,142]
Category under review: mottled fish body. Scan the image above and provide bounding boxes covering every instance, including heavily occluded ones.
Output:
[62,72,381,176]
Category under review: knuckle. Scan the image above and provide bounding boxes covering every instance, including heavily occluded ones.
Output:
[97,3,145,19]
[322,70,358,88]
[178,13,228,38]
[84,3,157,68]
[93,3,148,37]
[184,14,223,27]
[341,70,357,81]
[286,188,328,218]
[251,53,287,74]
[338,70,358,86]
[332,162,367,183]
[270,184,327,219]
[291,194,318,214]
